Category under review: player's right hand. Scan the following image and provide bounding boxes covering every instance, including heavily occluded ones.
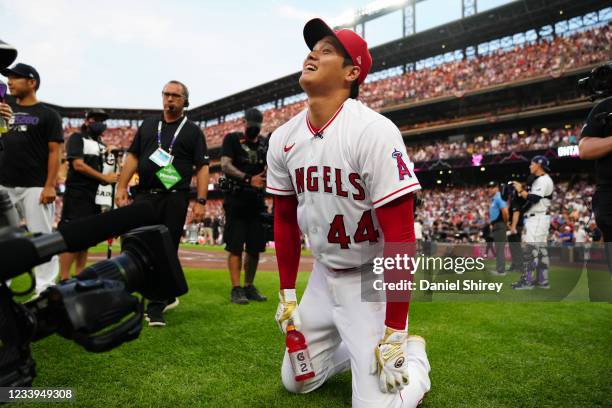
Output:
[275,288,301,334]
[115,188,129,207]
[0,102,13,122]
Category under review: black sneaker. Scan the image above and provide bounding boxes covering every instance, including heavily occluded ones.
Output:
[145,302,167,327]
[164,297,180,312]
[244,285,268,302]
[512,280,534,290]
[231,287,249,305]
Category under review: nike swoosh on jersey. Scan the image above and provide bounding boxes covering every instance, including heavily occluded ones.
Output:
[284,143,296,152]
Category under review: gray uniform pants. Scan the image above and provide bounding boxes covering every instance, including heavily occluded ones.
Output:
[1,185,59,294]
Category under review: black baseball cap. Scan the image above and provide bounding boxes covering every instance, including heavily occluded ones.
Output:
[245,108,263,127]
[1,63,40,90]
[86,108,109,121]
[0,40,17,70]
[487,181,499,188]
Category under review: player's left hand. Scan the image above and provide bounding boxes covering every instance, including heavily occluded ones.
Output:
[370,326,410,393]
[39,186,56,205]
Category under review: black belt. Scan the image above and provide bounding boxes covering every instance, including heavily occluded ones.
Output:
[526,213,549,217]
[140,188,184,194]
[331,267,359,272]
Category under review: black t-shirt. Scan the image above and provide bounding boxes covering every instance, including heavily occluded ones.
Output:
[0,99,63,187]
[128,116,209,191]
[509,194,526,229]
[221,132,267,208]
[580,97,612,190]
[65,130,106,195]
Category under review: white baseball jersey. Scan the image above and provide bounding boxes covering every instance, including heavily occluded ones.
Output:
[266,98,421,270]
[526,174,553,215]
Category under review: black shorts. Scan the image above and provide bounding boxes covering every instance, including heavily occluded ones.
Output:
[59,189,100,226]
[223,205,267,254]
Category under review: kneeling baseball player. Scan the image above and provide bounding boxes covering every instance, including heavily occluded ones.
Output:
[266,18,431,407]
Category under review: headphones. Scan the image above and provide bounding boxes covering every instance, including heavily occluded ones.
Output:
[181,82,190,108]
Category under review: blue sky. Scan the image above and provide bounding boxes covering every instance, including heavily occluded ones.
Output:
[1,0,511,109]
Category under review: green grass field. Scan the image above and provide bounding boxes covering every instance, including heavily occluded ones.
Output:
[10,266,612,407]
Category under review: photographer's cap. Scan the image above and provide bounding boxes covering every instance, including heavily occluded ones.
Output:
[1,63,40,90]
[86,108,109,121]
[487,181,498,188]
[245,108,263,127]
[304,18,372,85]
[531,155,550,171]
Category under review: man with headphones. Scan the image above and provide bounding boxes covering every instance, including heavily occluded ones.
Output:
[116,80,210,327]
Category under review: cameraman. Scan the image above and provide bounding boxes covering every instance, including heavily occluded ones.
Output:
[221,108,268,304]
[579,95,612,272]
[59,109,118,280]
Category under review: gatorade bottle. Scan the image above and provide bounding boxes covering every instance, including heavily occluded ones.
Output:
[0,82,8,134]
[286,321,315,382]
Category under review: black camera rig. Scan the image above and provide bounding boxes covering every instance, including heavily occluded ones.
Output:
[578,61,612,101]
[0,192,187,386]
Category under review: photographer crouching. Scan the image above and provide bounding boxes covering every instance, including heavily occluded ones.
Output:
[578,61,612,273]
[220,108,268,304]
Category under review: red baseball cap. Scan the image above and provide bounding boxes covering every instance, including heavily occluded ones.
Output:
[303,18,373,85]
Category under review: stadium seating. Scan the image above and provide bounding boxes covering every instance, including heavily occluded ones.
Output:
[61,24,610,150]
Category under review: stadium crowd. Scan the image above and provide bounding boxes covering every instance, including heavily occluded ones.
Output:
[51,24,610,247]
[406,124,582,162]
[417,180,599,244]
[60,23,610,150]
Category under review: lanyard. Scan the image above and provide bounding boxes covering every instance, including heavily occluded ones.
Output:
[157,116,187,154]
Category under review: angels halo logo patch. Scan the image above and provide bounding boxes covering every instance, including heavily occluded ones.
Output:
[394,357,405,368]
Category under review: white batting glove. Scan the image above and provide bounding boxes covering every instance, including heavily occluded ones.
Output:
[275,289,301,334]
[370,326,410,393]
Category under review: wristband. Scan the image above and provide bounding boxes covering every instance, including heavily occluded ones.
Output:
[196,197,207,205]
[280,288,297,302]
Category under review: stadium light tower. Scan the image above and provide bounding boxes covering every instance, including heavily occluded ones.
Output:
[335,0,419,33]
[334,0,433,39]
[462,0,477,17]
[402,0,416,37]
